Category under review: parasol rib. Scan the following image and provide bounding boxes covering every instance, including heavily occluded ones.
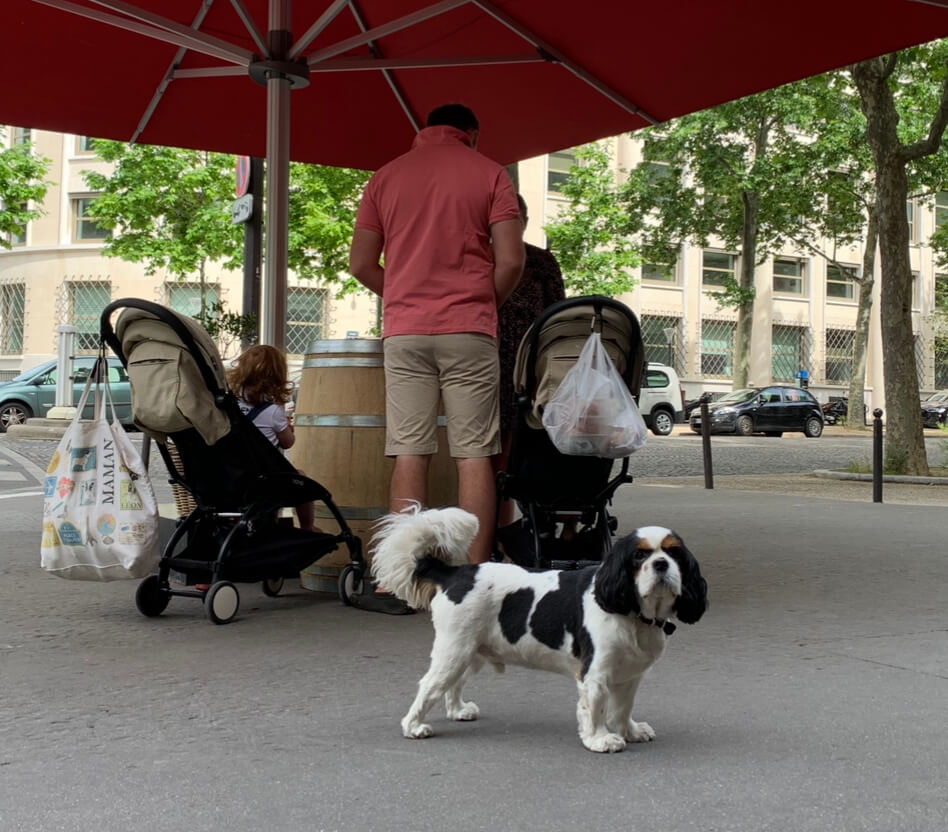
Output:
[229,0,270,57]
[289,0,352,60]
[471,0,659,125]
[307,53,544,71]
[32,0,255,65]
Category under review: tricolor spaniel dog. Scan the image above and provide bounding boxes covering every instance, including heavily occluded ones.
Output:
[371,506,707,753]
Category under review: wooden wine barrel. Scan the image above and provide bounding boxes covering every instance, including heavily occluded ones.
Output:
[291,338,458,592]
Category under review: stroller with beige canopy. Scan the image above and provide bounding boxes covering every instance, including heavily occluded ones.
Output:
[100,298,364,624]
[495,295,645,569]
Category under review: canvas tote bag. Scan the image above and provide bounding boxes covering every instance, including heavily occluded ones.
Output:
[40,353,160,580]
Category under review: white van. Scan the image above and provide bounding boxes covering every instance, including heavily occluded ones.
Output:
[637,362,685,436]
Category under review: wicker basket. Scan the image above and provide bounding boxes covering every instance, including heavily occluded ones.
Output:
[164,442,197,517]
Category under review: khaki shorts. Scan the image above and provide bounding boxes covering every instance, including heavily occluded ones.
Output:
[384,333,500,458]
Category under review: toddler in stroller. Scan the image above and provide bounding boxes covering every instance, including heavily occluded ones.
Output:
[100,298,364,624]
[495,295,644,569]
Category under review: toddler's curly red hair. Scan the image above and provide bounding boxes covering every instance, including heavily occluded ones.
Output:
[227,344,293,406]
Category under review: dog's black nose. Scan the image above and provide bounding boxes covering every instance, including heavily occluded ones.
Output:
[652,558,668,573]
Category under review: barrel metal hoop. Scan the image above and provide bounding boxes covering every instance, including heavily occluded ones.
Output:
[304,339,382,354]
[303,357,383,368]
[294,414,447,427]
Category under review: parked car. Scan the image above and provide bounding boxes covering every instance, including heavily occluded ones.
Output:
[636,362,685,436]
[921,390,948,428]
[683,390,727,421]
[689,385,824,437]
[0,356,132,431]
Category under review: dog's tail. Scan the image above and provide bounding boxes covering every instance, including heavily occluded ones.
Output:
[370,504,479,610]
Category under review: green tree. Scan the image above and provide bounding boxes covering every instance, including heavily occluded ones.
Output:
[620,78,866,389]
[544,143,639,296]
[0,128,51,249]
[852,41,948,475]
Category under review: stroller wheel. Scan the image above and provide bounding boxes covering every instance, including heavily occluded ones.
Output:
[338,563,365,605]
[204,581,240,625]
[136,575,171,618]
[261,577,284,597]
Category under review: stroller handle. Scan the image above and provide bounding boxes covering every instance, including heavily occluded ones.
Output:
[100,297,228,400]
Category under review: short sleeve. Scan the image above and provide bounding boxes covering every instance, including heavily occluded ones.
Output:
[354,176,384,235]
[488,168,522,227]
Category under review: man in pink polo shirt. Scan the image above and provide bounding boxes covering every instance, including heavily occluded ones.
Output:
[349,104,524,598]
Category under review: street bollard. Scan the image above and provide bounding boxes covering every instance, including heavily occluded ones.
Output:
[872,408,883,503]
[700,393,714,489]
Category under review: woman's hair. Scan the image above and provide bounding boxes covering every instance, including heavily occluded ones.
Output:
[227,344,293,406]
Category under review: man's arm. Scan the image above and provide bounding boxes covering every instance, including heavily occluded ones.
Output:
[349,228,385,296]
[490,218,525,307]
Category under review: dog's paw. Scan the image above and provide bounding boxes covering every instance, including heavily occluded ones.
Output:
[582,732,627,753]
[401,717,434,739]
[624,721,656,743]
[446,700,479,722]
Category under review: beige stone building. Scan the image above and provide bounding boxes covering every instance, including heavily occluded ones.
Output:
[4,126,947,413]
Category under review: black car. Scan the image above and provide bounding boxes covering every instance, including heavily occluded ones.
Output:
[689,385,824,438]
[921,390,948,428]
[683,391,726,421]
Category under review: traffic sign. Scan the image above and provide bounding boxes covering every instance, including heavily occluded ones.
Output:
[232,193,253,224]
[235,155,251,197]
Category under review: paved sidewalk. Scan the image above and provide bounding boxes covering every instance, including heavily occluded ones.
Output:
[1,438,946,830]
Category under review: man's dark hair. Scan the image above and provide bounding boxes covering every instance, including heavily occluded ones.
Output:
[426,103,479,132]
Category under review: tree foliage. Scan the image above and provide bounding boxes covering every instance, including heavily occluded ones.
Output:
[0,129,51,249]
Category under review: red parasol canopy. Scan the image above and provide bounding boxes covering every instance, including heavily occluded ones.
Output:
[5,0,948,343]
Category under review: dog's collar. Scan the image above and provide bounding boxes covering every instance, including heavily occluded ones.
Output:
[638,615,676,635]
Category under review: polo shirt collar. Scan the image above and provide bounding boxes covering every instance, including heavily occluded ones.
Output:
[412,125,474,149]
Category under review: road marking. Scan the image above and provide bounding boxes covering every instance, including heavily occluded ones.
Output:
[0,490,44,499]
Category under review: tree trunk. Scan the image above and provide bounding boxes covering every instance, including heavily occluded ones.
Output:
[848,202,877,428]
[853,59,929,475]
[733,189,758,388]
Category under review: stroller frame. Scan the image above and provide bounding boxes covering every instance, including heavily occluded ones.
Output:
[496,295,644,571]
[100,298,365,624]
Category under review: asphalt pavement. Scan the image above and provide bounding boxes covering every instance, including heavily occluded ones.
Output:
[0,431,946,831]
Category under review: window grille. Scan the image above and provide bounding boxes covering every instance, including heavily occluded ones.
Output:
[935,337,948,389]
[772,324,812,382]
[166,282,220,318]
[824,328,854,385]
[0,282,26,354]
[640,315,681,373]
[66,281,111,350]
[285,287,328,355]
[914,333,927,388]
[700,319,735,379]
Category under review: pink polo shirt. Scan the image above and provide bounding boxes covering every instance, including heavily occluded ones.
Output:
[354,125,521,338]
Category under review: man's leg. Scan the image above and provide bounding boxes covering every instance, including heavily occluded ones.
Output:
[391,454,431,512]
[456,456,496,563]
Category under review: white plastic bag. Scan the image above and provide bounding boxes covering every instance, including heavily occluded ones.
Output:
[40,354,160,580]
[541,331,648,458]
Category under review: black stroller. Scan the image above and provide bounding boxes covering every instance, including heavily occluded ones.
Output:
[496,295,645,570]
[100,298,364,624]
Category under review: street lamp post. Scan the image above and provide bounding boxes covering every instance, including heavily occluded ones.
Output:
[662,327,676,369]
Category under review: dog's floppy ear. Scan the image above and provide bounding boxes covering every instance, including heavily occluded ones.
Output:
[669,537,708,624]
[594,533,641,616]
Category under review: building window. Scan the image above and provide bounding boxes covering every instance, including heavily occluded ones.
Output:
[641,258,678,284]
[641,315,681,371]
[826,263,857,301]
[702,251,736,288]
[67,282,111,350]
[166,282,220,318]
[935,337,948,389]
[285,287,328,355]
[0,283,26,355]
[907,199,916,243]
[935,273,948,312]
[7,201,28,246]
[824,329,854,385]
[76,136,97,155]
[936,191,948,228]
[547,149,577,194]
[773,257,805,296]
[12,127,31,146]
[772,324,810,382]
[73,197,108,242]
[700,319,735,378]
[912,270,921,309]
